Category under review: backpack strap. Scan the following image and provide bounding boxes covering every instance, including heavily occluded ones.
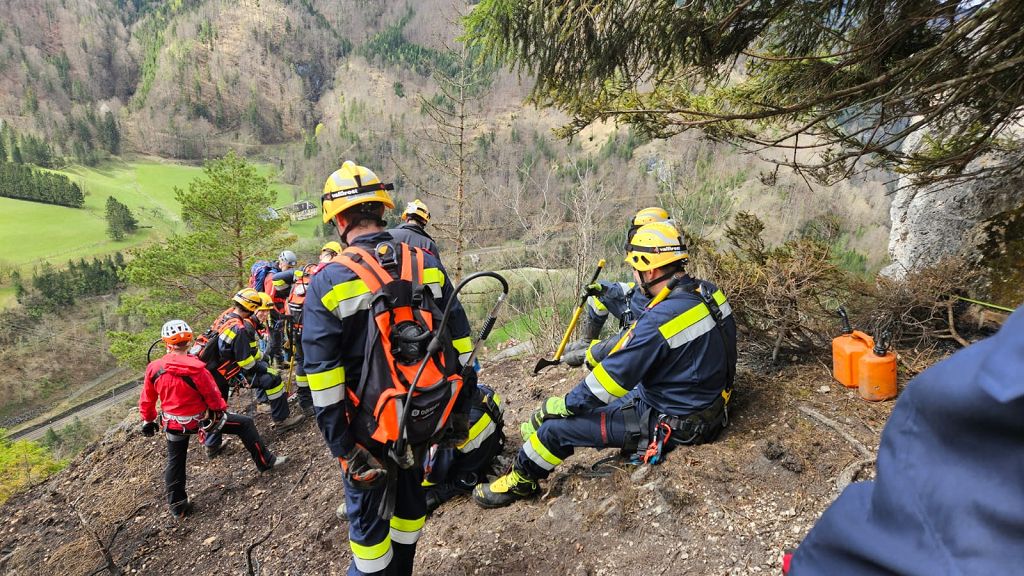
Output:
[154,368,200,393]
[697,282,735,403]
[337,245,392,292]
[333,245,398,414]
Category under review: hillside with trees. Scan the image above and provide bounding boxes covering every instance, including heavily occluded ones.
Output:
[0,1,1020,574]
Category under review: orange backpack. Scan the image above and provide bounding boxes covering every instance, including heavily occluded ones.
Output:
[334,242,464,449]
[286,264,318,328]
[190,308,247,380]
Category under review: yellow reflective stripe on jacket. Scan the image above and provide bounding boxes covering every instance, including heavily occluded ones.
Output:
[308,366,345,407]
[457,412,496,453]
[658,290,732,349]
[524,433,562,471]
[237,353,257,369]
[272,278,287,287]
[452,336,473,365]
[308,367,344,390]
[219,327,237,344]
[584,362,629,404]
[265,378,285,399]
[321,278,373,319]
[389,515,426,545]
[422,267,444,298]
[350,536,392,573]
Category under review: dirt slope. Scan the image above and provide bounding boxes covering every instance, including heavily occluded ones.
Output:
[0,356,896,575]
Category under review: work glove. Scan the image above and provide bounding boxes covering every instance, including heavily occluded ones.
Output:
[294,269,304,279]
[520,396,572,441]
[584,282,606,297]
[140,421,158,437]
[339,444,387,490]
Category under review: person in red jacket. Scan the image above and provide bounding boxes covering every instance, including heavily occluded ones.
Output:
[139,319,289,519]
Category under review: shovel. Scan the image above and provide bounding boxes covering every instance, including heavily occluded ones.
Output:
[534,259,606,374]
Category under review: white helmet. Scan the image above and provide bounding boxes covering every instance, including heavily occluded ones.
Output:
[279,250,298,266]
[161,319,193,346]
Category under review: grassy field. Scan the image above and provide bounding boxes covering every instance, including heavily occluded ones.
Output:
[0,158,317,274]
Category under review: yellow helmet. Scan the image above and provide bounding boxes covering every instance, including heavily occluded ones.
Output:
[257,291,274,311]
[321,160,395,224]
[632,207,670,227]
[403,199,430,224]
[321,241,342,256]
[625,221,689,272]
[232,287,262,312]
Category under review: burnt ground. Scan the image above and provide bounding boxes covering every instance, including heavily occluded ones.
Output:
[0,354,898,575]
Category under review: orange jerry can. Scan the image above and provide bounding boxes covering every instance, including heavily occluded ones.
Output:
[832,307,874,388]
[858,332,897,402]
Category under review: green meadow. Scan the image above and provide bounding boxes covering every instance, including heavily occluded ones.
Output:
[0,158,319,274]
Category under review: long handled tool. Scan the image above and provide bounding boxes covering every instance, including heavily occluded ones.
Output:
[284,319,296,396]
[534,259,606,374]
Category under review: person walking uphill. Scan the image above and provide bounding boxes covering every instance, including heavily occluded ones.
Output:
[139,320,288,519]
[303,160,475,576]
[474,221,737,508]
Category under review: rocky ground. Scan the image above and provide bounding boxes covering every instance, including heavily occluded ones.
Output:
[0,353,898,575]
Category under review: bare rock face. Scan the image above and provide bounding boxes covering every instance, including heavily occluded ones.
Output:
[883,132,1024,280]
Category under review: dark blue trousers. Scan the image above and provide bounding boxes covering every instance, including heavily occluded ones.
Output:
[342,464,427,575]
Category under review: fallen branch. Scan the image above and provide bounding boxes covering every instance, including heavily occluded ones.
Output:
[106,502,152,551]
[835,457,876,493]
[797,405,872,458]
[73,505,121,576]
[946,300,969,348]
[246,517,277,576]
[296,455,316,486]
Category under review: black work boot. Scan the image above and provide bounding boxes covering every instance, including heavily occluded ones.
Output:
[472,468,539,509]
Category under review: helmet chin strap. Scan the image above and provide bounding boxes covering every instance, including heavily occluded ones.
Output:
[639,268,682,297]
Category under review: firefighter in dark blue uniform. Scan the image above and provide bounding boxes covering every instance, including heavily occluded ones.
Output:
[302,161,474,576]
[785,306,1024,575]
[388,198,440,257]
[474,221,737,508]
[563,207,670,367]
[270,263,318,416]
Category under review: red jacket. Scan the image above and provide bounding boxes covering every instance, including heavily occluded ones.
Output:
[139,353,227,428]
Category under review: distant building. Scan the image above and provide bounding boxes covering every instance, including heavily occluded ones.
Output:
[275,200,318,221]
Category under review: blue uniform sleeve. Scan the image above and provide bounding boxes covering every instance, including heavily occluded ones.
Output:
[565,313,665,415]
[302,266,356,457]
[271,269,297,298]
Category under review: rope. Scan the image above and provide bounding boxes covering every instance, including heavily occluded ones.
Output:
[954,295,1015,313]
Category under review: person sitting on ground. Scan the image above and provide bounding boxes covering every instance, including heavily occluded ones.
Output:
[336,383,507,520]
[474,221,737,508]
[563,207,673,368]
[139,319,288,519]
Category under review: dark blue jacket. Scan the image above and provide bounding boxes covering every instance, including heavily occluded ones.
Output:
[566,277,736,417]
[301,231,472,457]
[388,222,440,258]
[791,306,1024,575]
